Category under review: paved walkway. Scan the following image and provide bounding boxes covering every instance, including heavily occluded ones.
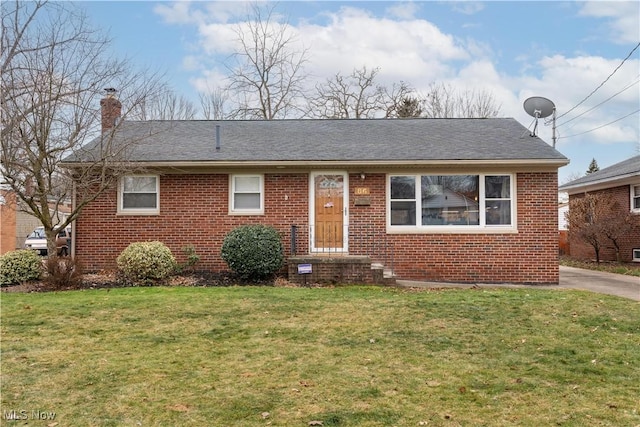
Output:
[396,265,640,301]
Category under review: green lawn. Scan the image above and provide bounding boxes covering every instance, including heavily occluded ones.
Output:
[1,286,639,426]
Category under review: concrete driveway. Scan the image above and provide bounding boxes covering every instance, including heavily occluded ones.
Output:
[558,266,639,301]
[396,266,640,301]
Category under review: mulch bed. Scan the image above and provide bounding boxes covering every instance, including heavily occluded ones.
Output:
[0,270,297,293]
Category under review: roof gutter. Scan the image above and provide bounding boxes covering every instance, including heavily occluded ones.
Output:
[559,171,640,194]
[62,158,569,169]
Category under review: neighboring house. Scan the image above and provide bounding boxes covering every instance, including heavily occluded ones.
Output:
[62,94,569,284]
[0,189,16,255]
[559,155,640,263]
[0,188,72,253]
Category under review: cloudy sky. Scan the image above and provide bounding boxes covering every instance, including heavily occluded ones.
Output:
[80,1,640,183]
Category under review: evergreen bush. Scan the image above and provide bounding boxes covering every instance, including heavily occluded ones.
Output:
[0,250,42,286]
[221,225,284,281]
[116,241,176,285]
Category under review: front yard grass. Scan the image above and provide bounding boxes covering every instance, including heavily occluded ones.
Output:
[1,286,639,426]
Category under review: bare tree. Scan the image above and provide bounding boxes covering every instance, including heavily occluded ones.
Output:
[131,89,198,120]
[423,83,501,118]
[199,87,229,120]
[565,193,631,263]
[1,0,166,257]
[308,66,387,119]
[562,171,584,184]
[382,82,422,118]
[599,203,635,262]
[226,3,309,120]
[566,194,607,263]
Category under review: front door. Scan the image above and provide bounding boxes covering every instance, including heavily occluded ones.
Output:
[311,172,348,253]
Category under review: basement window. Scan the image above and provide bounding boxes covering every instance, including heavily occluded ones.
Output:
[633,249,640,262]
[118,175,159,215]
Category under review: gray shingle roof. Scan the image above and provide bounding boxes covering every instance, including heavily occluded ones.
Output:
[559,155,640,191]
[65,118,568,165]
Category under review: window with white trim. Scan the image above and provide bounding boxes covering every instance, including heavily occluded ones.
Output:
[633,248,640,262]
[631,184,640,213]
[389,174,514,229]
[231,174,263,214]
[118,175,159,215]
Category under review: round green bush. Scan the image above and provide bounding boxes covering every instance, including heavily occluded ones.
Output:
[0,250,42,286]
[116,241,177,285]
[221,224,284,280]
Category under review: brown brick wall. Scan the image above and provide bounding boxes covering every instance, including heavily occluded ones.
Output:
[0,190,16,255]
[75,173,310,272]
[353,172,560,284]
[75,171,560,284]
[568,185,640,262]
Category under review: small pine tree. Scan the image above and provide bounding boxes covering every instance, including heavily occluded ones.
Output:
[586,158,600,174]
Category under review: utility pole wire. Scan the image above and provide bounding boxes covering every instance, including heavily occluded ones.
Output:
[558,108,640,139]
[555,77,640,128]
[555,42,640,121]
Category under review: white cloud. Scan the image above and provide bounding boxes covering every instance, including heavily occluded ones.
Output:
[579,1,640,44]
[385,2,421,20]
[512,54,639,153]
[153,1,198,25]
[190,68,229,93]
[153,1,638,157]
[298,6,468,83]
[450,1,485,16]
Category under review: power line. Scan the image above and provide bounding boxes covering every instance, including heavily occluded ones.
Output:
[555,42,640,121]
[558,108,640,139]
[555,76,640,128]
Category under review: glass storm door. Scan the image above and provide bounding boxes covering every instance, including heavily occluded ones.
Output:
[311,172,348,253]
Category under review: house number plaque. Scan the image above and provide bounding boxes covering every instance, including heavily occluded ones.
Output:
[354,187,370,195]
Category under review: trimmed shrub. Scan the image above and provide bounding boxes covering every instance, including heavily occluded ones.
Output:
[221,224,284,281]
[0,250,42,286]
[116,241,177,286]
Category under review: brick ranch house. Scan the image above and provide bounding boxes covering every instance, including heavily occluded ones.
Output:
[63,94,569,285]
[559,155,640,263]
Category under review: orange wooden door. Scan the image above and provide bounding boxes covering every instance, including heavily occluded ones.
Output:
[314,174,344,250]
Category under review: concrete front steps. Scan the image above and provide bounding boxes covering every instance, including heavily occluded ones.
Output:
[287,256,395,286]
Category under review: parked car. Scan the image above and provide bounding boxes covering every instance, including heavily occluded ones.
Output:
[24,226,71,256]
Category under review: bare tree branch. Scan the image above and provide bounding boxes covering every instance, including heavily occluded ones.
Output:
[199,86,229,120]
[226,2,309,120]
[1,0,167,256]
[565,192,632,263]
[422,83,501,118]
[129,89,198,120]
[308,66,387,119]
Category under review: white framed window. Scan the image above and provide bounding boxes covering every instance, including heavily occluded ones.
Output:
[388,173,515,231]
[118,175,159,215]
[631,184,640,213]
[633,249,640,262]
[230,174,263,214]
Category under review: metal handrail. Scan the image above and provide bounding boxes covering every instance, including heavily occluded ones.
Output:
[295,224,395,272]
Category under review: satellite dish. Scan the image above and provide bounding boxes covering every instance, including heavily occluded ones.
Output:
[523,96,557,147]
[524,96,555,119]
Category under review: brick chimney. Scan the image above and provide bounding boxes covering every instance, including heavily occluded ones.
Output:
[100,88,122,132]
